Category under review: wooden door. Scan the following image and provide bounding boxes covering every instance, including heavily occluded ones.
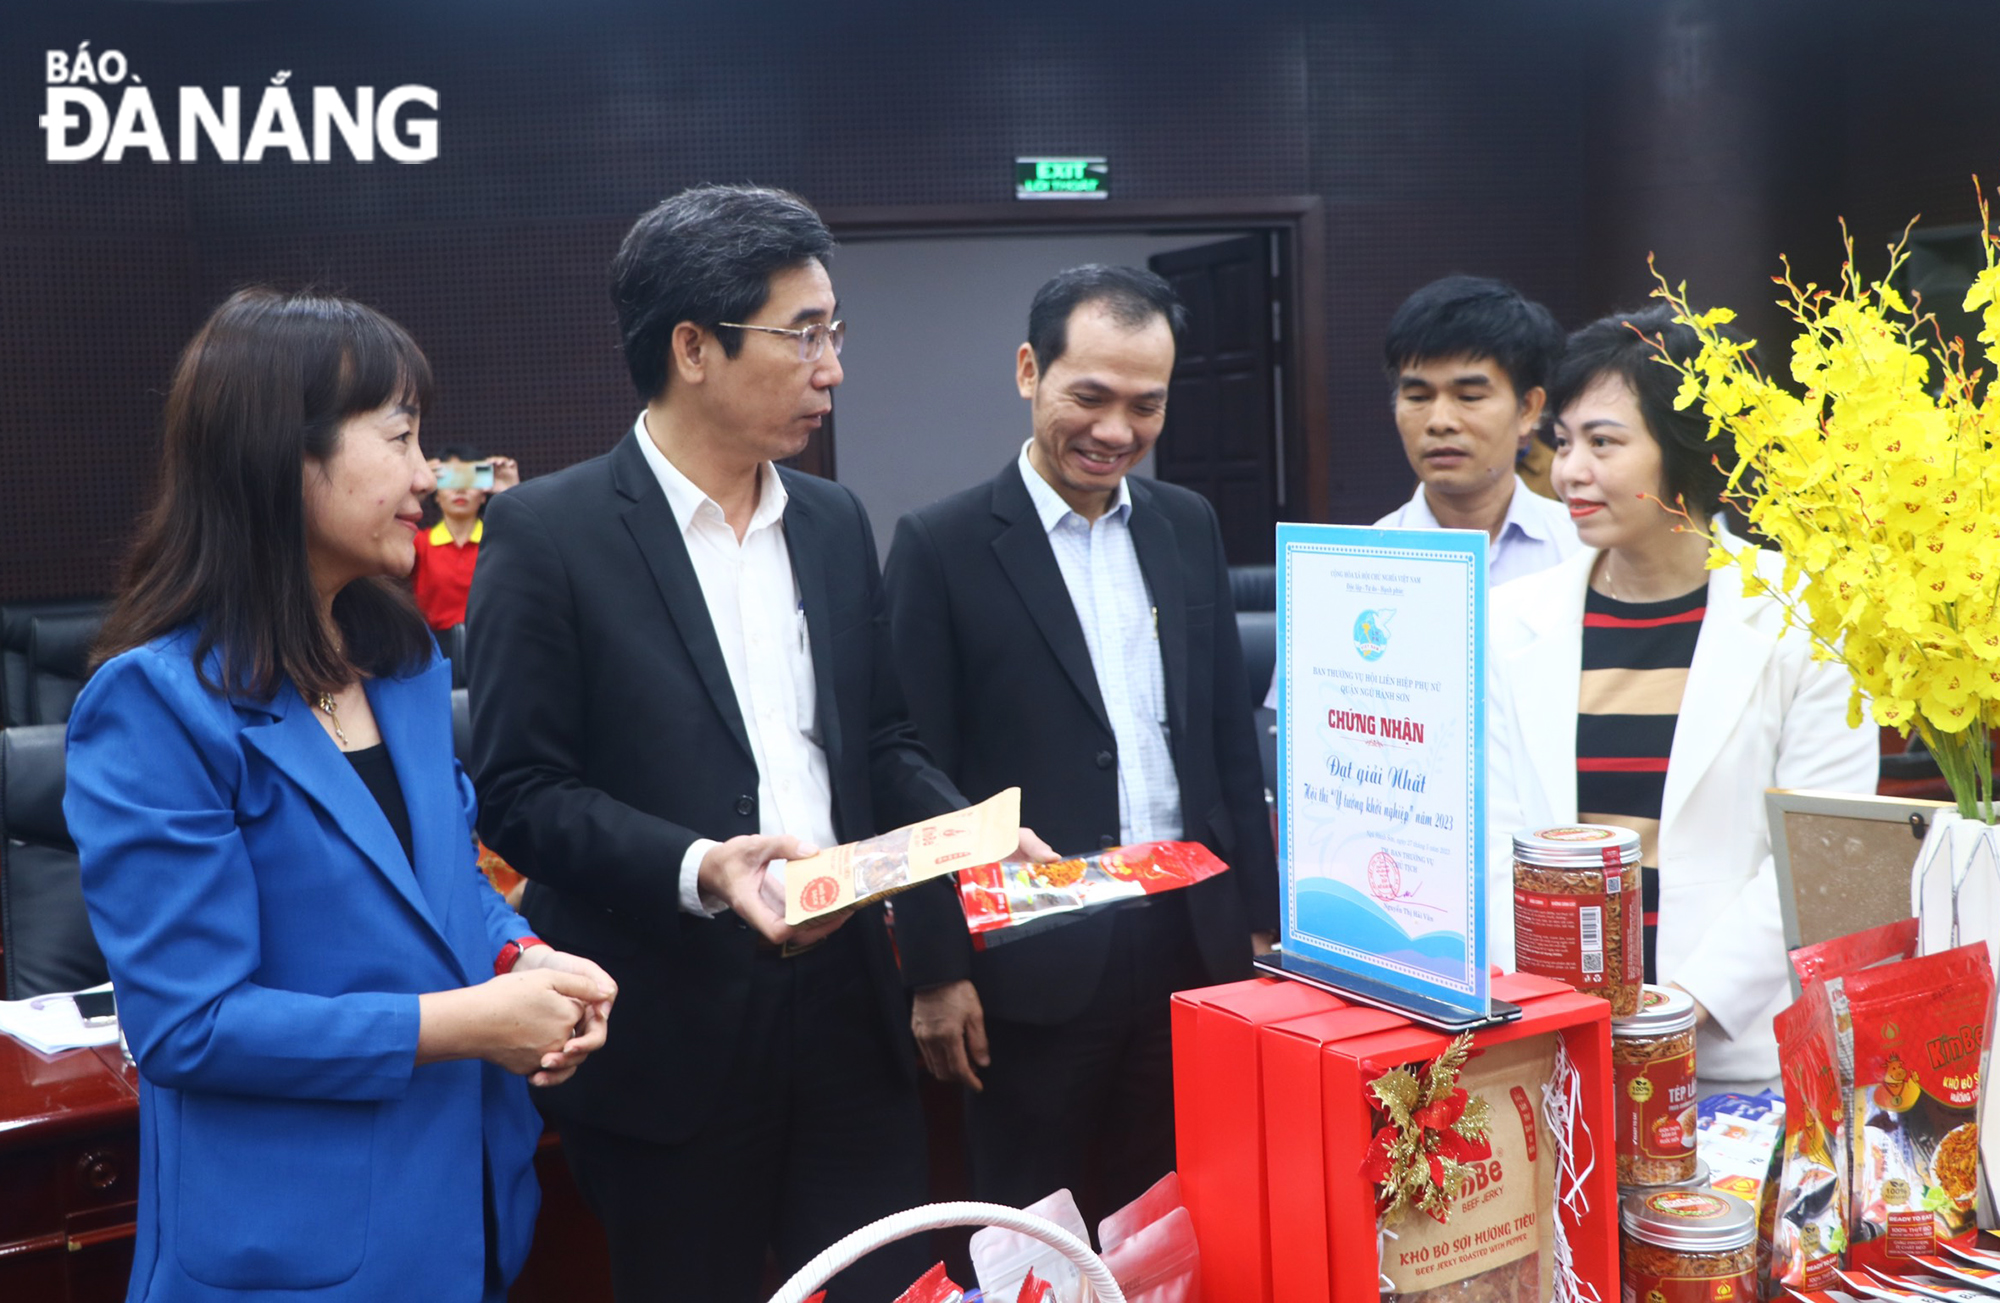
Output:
[1149,234,1282,563]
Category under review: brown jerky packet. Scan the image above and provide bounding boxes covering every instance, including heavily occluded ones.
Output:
[1381,1035,1559,1303]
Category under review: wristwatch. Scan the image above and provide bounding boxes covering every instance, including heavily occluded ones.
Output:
[494,936,548,976]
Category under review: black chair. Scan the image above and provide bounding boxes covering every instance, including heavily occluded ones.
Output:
[2,598,105,727]
[1,723,107,1000]
[1235,608,1281,834]
[1228,564,1276,613]
[25,609,105,725]
[1235,608,1276,713]
[440,623,469,690]
[451,687,472,768]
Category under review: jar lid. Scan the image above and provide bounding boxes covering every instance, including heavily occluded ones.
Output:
[1513,824,1642,869]
[1613,985,1697,1036]
[1619,1189,1756,1250]
[1620,1159,1712,1194]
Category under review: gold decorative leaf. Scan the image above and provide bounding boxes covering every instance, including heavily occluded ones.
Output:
[1370,1067,1421,1127]
[1368,1033,1498,1231]
[1421,1033,1474,1104]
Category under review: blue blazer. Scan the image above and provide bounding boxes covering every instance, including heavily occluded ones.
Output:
[64,629,543,1303]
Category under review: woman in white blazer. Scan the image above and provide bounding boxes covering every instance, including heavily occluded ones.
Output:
[1485,306,1877,1082]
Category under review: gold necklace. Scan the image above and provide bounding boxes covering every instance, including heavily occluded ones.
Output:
[316,692,349,748]
[1595,553,1622,602]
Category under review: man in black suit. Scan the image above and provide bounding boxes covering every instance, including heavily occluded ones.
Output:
[466,185,1045,1303]
[885,265,1280,1227]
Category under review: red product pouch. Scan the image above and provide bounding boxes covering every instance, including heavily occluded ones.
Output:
[1015,1271,1054,1303]
[1789,920,1920,988]
[894,1263,967,1303]
[1844,942,1992,1270]
[1772,991,1848,1291]
[959,841,1228,947]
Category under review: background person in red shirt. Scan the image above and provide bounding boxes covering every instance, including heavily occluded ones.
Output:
[412,444,520,631]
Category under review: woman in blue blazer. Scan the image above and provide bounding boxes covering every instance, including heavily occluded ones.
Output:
[64,288,616,1302]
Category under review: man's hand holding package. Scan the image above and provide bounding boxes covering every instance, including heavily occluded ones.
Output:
[912,825,1058,1091]
[699,833,850,948]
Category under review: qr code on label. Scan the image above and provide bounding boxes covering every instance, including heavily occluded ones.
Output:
[1581,952,1603,974]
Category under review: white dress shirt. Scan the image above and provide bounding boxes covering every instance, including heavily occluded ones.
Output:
[631,415,839,916]
[1017,443,1182,845]
[1374,474,1581,587]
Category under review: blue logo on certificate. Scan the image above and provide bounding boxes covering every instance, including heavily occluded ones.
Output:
[1274,525,1489,1019]
[1352,608,1393,661]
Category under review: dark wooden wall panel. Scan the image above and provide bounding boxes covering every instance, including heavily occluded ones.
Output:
[3,0,1993,600]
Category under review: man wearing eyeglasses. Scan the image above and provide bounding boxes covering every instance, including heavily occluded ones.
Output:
[465,184,1047,1303]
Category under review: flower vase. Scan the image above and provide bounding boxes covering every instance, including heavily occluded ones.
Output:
[1909,808,2000,970]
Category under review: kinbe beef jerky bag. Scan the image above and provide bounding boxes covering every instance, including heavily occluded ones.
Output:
[1844,942,1992,1271]
[1381,1036,1559,1303]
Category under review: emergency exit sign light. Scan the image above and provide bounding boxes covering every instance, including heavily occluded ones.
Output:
[1016,157,1109,200]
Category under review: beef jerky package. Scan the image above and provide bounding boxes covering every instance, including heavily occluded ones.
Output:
[1774,990,1850,1292]
[1380,1035,1559,1303]
[1789,916,1927,1252]
[958,841,1228,947]
[1845,942,1993,1270]
[1801,920,1923,1122]
[1789,920,1921,991]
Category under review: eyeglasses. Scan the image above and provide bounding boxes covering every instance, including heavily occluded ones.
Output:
[716,319,846,363]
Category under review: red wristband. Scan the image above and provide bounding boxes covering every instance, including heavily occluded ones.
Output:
[494,936,548,976]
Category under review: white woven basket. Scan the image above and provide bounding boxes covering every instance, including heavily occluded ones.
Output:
[765,1200,1127,1303]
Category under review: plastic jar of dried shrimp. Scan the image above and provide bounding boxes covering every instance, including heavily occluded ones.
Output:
[1511,825,1643,1016]
[1619,1189,1756,1303]
[1613,985,1699,1186]
[1620,1158,1711,1199]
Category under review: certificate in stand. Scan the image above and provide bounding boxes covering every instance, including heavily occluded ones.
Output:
[1268,524,1514,1033]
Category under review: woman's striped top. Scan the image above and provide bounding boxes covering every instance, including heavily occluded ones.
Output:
[1574,582,1708,983]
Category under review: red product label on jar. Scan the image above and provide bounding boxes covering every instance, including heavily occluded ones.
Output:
[1621,1269,1755,1303]
[1513,873,1618,989]
[1618,1046,1698,1160]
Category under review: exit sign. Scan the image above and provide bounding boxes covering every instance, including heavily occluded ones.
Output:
[1016,156,1109,200]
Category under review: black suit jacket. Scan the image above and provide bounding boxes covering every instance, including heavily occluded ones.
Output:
[884,462,1278,1026]
[466,430,962,1144]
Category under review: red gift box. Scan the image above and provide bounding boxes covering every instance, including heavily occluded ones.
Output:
[1172,978,1354,1303]
[1176,971,1616,1303]
[1260,1004,1417,1303]
[1255,972,1578,1303]
[1296,980,1617,1303]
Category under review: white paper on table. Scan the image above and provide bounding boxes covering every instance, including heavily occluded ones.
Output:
[0,981,119,1055]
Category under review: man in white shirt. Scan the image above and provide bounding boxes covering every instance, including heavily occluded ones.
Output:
[1376,274,1579,580]
[1264,276,1577,708]
[467,184,1049,1303]
[885,266,1278,1228]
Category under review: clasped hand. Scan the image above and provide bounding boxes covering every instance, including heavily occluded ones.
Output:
[418,949,617,1088]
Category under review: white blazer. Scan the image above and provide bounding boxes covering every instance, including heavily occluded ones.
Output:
[1484,543,1879,1080]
